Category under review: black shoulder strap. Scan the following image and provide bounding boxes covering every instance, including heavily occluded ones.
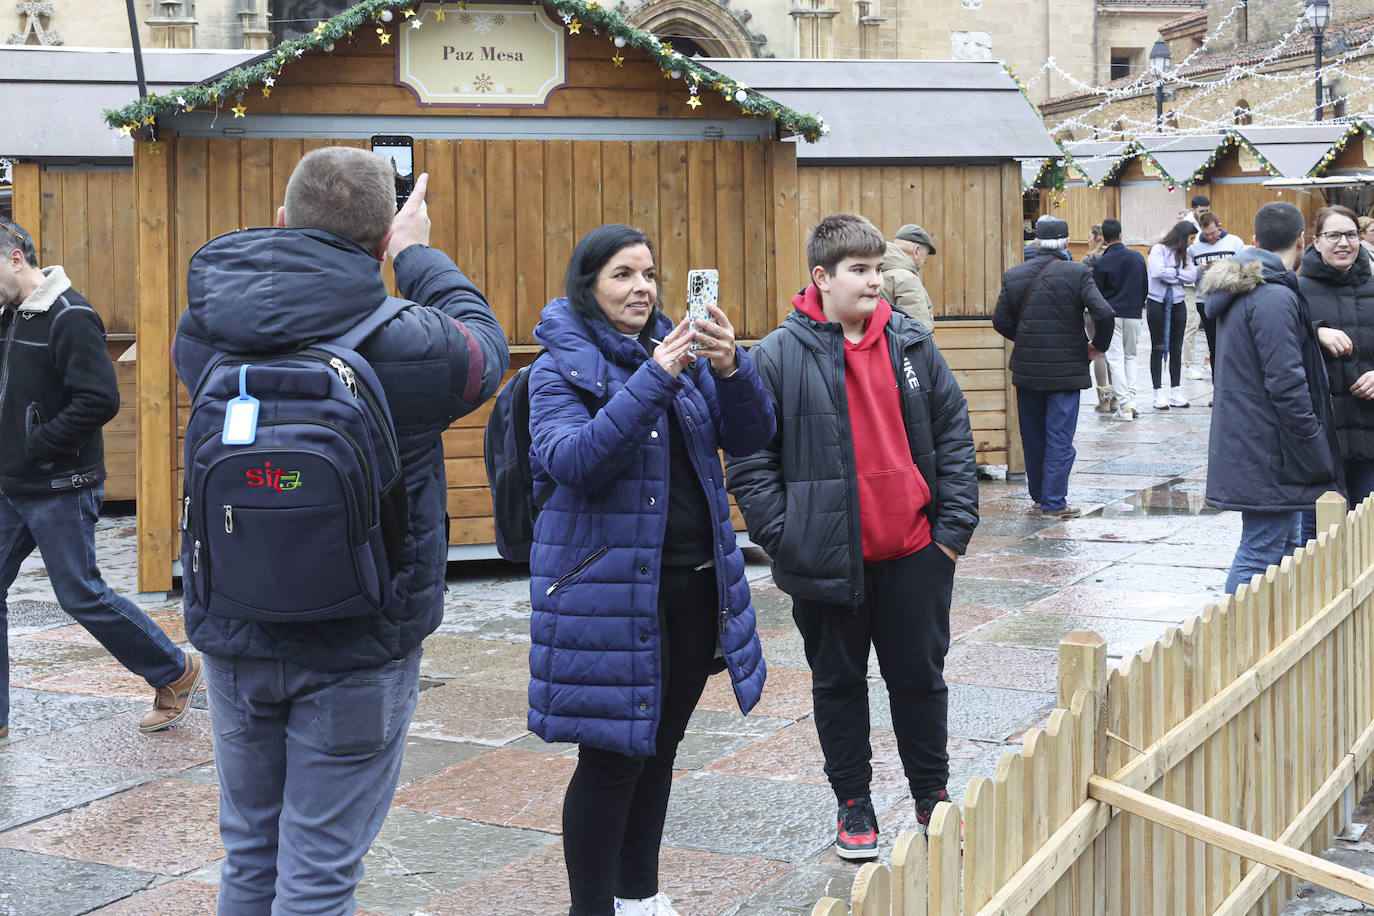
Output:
[331,297,410,352]
[1019,256,1060,315]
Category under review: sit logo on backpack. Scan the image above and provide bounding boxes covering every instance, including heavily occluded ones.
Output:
[182,299,409,623]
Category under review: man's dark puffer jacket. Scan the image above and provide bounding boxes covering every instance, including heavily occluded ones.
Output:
[174,229,509,672]
[1204,248,1340,512]
[1299,246,1374,462]
[726,306,979,608]
[993,249,1115,390]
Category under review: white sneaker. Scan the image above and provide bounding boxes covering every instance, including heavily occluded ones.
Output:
[1169,386,1191,408]
[1153,389,1169,410]
[1185,366,1207,380]
[615,894,681,915]
[1114,406,1134,421]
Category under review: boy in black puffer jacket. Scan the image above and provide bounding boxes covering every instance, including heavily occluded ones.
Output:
[727,213,978,860]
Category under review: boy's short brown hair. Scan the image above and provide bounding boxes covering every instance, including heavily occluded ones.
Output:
[807,213,886,275]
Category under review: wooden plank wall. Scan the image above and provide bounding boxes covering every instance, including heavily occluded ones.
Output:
[795,161,1023,465]
[13,165,139,500]
[796,162,1022,319]
[158,135,787,554]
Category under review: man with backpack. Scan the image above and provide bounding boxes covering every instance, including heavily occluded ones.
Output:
[172,148,508,914]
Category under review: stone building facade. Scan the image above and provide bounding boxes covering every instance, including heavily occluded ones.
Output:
[1042,0,1374,141]
[10,0,1208,105]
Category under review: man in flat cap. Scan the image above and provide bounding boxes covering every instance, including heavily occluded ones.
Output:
[994,217,1114,519]
[881,224,937,329]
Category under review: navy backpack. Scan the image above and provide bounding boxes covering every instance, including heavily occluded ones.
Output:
[181,300,408,622]
[483,351,547,563]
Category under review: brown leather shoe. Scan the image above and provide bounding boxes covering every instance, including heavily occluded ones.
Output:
[139,654,203,733]
[0,724,8,742]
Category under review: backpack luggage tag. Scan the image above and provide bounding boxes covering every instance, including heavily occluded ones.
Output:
[222,365,260,446]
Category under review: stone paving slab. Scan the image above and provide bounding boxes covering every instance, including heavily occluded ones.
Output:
[954,553,1111,586]
[967,612,1177,660]
[0,847,155,916]
[951,577,1059,612]
[408,682,530,746]
[945,643,1059,693]
[1078,458,1207,478]
[3,688,141,744]
[356,806,558,915]
[84,879,219,915]
[6,638,109,684]
[396,736,492,786]
[18,656,157,701]
[696,665,813,720]
[14,709,214,775]
[1023,584,1208,622]
[394,747,576,832]
[1035,515,1193,543]
[0,751,152,832]
[428,841,790,916]
[720,855,863,915]
[660,771,839,861]
[25,610,189,647]
[6,600,74,636]
[416,635,529,688]
[0,779,222,876]
[1093,562,1228,598]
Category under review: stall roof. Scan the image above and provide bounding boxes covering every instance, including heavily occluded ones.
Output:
[1064,140,1130,184]
[1233,125,1362,178]
[699,59,1061,163]
[0,46,256,160]
[1134,134,1227,185]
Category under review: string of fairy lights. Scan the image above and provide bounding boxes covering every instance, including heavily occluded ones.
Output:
[1017,0,1374,143]
[101,0,829,142]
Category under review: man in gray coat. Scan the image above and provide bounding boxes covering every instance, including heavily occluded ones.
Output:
[880,224,936,329]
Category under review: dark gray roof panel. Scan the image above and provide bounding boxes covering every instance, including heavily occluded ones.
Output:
[1,47,256,159]
[701,59,1061,161]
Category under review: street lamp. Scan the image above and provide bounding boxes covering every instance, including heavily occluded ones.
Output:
[1305,0,1331,121]
[1149,39,1172,131]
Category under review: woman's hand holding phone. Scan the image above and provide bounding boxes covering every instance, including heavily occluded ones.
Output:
[692,304,738,375]
[653,316,698,378]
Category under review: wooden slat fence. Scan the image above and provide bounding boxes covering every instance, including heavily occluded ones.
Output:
[815,491,1374,915]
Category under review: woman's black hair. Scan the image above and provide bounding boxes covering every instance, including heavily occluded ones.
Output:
[564,223,665,327]
[1159,220,1196,266]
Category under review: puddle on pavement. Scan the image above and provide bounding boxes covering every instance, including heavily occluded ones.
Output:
[1097,477,1217,518]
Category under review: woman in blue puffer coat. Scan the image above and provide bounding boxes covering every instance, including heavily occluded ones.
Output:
[526,224,774,916]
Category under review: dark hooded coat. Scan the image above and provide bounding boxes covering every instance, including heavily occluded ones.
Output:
[1204,248,1341,512]
[1298,246,1374,462]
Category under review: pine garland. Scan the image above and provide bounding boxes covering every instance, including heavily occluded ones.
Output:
[102,0,828,142]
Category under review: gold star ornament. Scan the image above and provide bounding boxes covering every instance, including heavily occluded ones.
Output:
[378,29,391,44]
[568,18,581,33]
[404,8,416,17]
[262,86,272,98]
[611,53,624,67]
[435,8,447,20]
[686,95,701,109]
[232,103,247,118]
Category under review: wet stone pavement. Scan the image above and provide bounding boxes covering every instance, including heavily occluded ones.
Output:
[0,367,1265,915]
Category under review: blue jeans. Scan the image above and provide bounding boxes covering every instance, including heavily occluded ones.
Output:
[1016,388,1080,511]
[1226,511,1303,594]
[205,647,421,916]
[0,485,185,727]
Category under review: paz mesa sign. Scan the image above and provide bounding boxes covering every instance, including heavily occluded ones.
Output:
[397,2,567,107]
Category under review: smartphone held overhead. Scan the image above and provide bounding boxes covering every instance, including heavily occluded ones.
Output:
[370,134,414,210]
[686,269,718,351]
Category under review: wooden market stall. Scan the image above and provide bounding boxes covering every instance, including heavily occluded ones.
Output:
[107,0,825,590]
[2,46,254,500]
[702,58,1063,470]
[1044,125,1374,247]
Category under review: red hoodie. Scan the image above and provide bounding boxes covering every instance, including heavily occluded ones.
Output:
[794,286,933,562]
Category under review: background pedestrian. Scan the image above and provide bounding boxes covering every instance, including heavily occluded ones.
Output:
[1147,221,1199,409]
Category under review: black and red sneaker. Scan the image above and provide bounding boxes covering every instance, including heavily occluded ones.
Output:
[914,789,951,835]
[835,797,879,860]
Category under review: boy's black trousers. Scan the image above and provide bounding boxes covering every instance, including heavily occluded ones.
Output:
[791,541,955,802]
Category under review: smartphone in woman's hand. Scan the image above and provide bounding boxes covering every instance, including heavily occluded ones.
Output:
[686,269,718,351]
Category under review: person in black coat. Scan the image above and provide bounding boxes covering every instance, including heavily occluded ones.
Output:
[1091,218,1149,419]
[1298,205,1374,509]
[1204,202,1342,594]
[994,217,1114,519]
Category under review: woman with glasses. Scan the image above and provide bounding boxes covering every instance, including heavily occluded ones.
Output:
[1299,205,1374,509]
